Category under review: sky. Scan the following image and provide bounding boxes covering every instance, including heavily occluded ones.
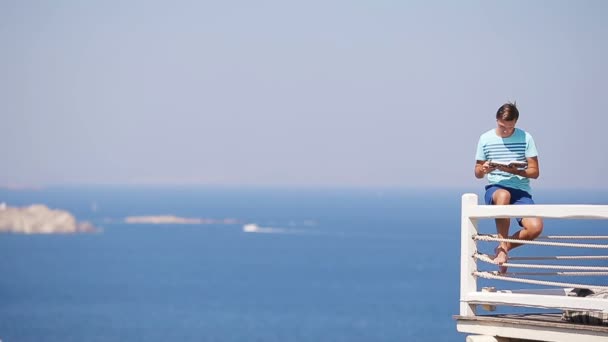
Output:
[1,0,607,189]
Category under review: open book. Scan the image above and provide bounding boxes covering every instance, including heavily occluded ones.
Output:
[489,160,528,169]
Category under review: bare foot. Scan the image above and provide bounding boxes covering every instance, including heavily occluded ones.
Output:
[493,246,508,274]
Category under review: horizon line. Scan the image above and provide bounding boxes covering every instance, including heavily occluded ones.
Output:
[1,182,606,192]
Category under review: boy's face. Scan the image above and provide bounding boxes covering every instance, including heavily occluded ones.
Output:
[496,119,516,138]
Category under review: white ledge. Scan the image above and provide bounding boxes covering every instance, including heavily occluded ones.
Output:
[465,204,608,220]
[463,292,608,312]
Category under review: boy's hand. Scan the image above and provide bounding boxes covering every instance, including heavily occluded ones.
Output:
[482,161,496,174]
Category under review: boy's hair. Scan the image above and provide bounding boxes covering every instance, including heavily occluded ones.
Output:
[496,102,519,121]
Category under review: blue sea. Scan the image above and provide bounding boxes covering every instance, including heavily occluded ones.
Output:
[1,186,606,342]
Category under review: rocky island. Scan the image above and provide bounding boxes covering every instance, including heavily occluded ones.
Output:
[0,203,96,234]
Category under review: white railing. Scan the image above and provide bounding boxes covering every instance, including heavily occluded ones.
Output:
[460,193,608,317]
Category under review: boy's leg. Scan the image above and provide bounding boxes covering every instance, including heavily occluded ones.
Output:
[508,192,544,250]
[509,217,543,250]
[485,186,511,273]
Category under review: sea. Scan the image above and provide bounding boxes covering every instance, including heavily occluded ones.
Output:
[0,186,606,342]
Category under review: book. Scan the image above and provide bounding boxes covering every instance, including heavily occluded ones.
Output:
[489,160,528,169]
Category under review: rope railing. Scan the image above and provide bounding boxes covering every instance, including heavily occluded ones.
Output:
[508,255,608,261]
[505,271,608,277]
[473,235,608,290]
[472,233,608,301]
[459,193,608,319]
[459,195,608,342]
[474,253,608,271]
[536,235,608,240]
[473,234,608,249]
[473,271,608,290]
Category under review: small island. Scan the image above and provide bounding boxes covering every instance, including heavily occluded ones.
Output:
[0,203,96,234]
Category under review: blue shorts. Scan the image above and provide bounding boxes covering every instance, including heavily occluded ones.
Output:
[484,184,534,227]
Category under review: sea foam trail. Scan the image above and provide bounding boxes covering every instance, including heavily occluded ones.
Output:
[242,224,289,234]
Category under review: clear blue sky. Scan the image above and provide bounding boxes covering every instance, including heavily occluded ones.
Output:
[1,1,607,189]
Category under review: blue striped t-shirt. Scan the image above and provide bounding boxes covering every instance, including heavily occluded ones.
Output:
[475,128,538,194]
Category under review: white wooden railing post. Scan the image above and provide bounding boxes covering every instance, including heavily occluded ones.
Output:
[461,193,479,316]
